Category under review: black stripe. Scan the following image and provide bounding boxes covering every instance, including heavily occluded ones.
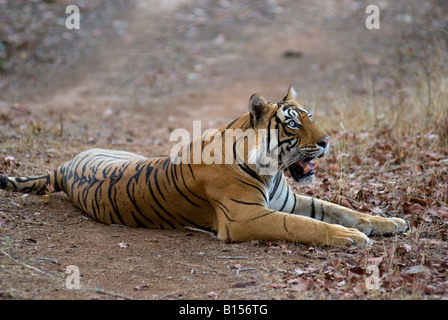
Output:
[212,198,230,213]
[80,177,92,209]
[232,139,243,164]
[279,187,289,211]
[320,205,325,221]
[235,178,267,203]
[187,164,195,181]
[291,194,297,214]
[130,214,147,228]
[163,158,171,186]
[126,175,155,226]
[90,198,98,221]
[248,210,276,221]
[230,198,264,207]
[170,163,201,208]
[237,163,264,184]
[162,158,171,170]
[178,214,205,229]
[109,185,126,225]
[150,204,176,229]
[106,163,132,226]
[91,180,105,221]
[146,168,178,221]
[8,178,19,191]
[269,174,282,200]
[225,118,238,130]
[311,198,315,219]
[225,225,230,240]
[0,176,7,189]
[107,210,116,224]
[276,179,286,200]
[145,164,154,186]
[153,168,166,201]
[211,198,234,222]
[161,179,169,193]
[266,118,272,153]
[53,168,62,192]
[179,164,207,202]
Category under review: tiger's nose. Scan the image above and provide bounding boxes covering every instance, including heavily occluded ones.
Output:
[317,137,329,148]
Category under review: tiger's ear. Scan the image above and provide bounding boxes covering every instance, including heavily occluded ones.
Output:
[282,86,297,102]
[249,93,273,126]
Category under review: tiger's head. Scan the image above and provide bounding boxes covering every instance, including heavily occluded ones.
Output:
[248,86,329,183]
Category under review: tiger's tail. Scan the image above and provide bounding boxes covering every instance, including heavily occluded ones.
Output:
[0,170,62,195]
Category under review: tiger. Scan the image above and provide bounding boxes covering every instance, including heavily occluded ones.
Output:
[0,87,408,248]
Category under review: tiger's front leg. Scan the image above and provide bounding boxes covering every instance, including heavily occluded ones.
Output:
[211,200,373,248]
[290,194,409,236]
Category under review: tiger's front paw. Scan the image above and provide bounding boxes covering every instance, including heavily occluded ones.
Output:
[389,217,409,233]
[368,216,409,236]
[328,225,372,248]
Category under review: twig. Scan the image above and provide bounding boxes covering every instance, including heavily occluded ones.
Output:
[38,256,58,264]
[94,287,135,300]
[175,261,228,276]
[59,113,64,137]
[184,226,217,239]
[426,65,431,122]
[236,267,254,276]
[0,250,59,279]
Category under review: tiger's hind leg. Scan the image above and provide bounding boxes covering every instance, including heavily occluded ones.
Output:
[291,194,409,236]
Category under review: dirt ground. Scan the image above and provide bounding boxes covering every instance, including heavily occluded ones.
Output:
[1,0,448,300]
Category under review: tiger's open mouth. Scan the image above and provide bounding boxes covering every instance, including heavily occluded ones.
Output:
[288,158,317,182]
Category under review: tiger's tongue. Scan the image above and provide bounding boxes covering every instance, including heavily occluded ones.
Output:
[298,160,316,173]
